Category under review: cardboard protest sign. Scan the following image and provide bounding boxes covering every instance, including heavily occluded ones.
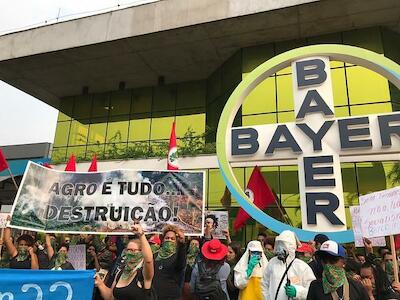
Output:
[349,206,386,247]
[9,162,205,236]
[0,213,9,228]
[205,211,229,239]
[359,186,400,238]
[68,244,86,270]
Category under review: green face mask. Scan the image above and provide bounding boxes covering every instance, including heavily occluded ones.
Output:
[385,261,394,281]
[156,241,177,261]
[299,255,312,264]
[186,243,200,267]
[150,244,160,254]
[322,264,346,294]
[16,247,28,262]
[54,252,67,269]
[121,251,143,280]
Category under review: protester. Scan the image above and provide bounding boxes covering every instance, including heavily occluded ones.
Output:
[95,224,155,300]
[308,233,329,279]
[88,235,114,271]
[3,227,38,269]
[190,239,230,300]
[105,236,118,261]
[45,234,74,270]
[264,238,275,260]
[262,230,315,300]
[306,240,369,300]
[296,243,313,263]
[182,238,200,300]
[226,241,241,300]
[234,240,268,300]
[257,233,267,246]
[148,235,161,255]
[153,224,187,300]
[87,245,101,271]
[355,253,366,264]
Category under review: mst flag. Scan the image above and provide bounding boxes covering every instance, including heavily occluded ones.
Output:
[233,166,275,231]
[167,121,179,170]
[0,148,8,172]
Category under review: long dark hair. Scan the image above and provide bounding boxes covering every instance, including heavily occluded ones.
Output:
[361,261,393,299]
[228,241,242,264]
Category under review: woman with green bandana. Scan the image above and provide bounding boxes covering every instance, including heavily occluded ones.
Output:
[3,227,38,269]
[45,234,74,270]
[153,224,187,300]
[307,240,370,300]
[95,224,155,300]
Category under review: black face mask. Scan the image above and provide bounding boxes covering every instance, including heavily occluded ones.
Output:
[276,249,289,262]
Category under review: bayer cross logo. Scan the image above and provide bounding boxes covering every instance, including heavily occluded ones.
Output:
[216,45,400,242]
[245,189,254,202]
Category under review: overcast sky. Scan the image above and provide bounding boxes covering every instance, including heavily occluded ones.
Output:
[0,0,154,146]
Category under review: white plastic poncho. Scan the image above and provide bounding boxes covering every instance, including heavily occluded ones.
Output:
[261,231,315,300]
[234,240,268,289]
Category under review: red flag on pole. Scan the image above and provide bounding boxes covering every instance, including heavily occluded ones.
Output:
[167,121,179,170]
[65,154,76,172]
[88,154,98,172]
[233,166,276,232]
[0,149,9,172]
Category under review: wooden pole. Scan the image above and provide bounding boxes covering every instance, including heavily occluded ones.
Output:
[390,235,399,283]
[7,168,19,191]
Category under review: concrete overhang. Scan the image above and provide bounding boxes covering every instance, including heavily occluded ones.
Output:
[0,0,399,111]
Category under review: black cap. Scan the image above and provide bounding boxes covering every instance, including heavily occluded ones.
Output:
[314,234,329,245]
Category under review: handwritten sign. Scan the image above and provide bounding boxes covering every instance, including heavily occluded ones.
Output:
[205,211,229,239]
[349,206,386,247]
[359,187,400,238]
[0,213,9,228]
[68,244,86,270]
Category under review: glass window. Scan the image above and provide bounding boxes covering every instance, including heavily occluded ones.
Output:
[129,114,151,142]
[350,102,392,116]
[106,116,129,143]
[176,81,205,109]
[150,116,175,140]
[347,66,390,104]
[149,140,168,157]
[242,113,276,126]
[176,113,205,138]
[68,120,89,146]
[334,106,350,117]
[222,52,241,91]
[277,111,295,123]
[242,44,275,73]
[207,69,222,104]
[53,121,71,147]
[73,95,92,119]
[67,146,87,160]
[153,85,176,112]
[343,28,384,53]
[131,88,152,114]
[341,163,358,206]
[58,97,74,121]
[331,68,348,106]
[208,168,244,208]
[277,75,294,111]
[126,141,150,158]
[110,90,131,116]
[92,93,110,118]
[242,75,276,115]
[280,166,300,207]
[88,118,107,144]
[356,162,387,196]
[51,147,67,163]
[86,144,105,159]
[383,161,400,189]
[105,143,127,159]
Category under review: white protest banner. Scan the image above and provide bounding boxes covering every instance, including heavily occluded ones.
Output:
[349,206,386,247]
[205,211,229,239]
[359,186,400,238]
[68,244,86,270]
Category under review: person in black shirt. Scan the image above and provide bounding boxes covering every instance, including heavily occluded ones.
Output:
[307,240,370,300]
[308,233,329,279]
[3,227,38,269]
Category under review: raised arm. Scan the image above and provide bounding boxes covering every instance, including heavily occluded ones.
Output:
[3,227,17,257]
[175,229,187,271]
[28,246,39,269]
[132,224,154,288]
[45,234,55,260]
[95,275,115,300]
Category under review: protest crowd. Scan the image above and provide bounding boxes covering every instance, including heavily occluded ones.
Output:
[2,217,400,300]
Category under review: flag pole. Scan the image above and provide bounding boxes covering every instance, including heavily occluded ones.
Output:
[272,190,293,226]
[7,168,19,191]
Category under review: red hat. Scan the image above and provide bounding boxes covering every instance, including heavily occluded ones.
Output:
[149,235,161,246]
[201,239,228,261]
[297,242,313,253]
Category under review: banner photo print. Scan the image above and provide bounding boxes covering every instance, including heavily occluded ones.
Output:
[9,162,205,235]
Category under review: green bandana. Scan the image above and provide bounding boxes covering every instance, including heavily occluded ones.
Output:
[322,264,346,294]
[16,247,28,262]
[54,252,67,269]
[150,244,160,254]
[264,249,275,260]
[299,256,312,264]
[121,251,143,280]
[156,241,177,261]
[186,243,200,267]
[385,261,394,282]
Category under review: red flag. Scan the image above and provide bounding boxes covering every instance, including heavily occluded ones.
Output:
[88,154,97,172]
[233,166,276,231]
[167,121,179,170]
[65,154,76,172]
[43,162,53,169]
[0,149,9,172]
[395,235,400,250]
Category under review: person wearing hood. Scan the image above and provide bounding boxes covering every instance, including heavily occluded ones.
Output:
[261,230,315,300]
[3,227,38,269]
[234,240,268,300]
[45,234,74,270]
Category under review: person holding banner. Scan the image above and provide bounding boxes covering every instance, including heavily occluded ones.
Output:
[45,234,75,270]
[3,227,39,269]
[95,223,155,300]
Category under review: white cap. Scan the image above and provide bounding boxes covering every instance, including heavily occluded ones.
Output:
[247,240,264,252]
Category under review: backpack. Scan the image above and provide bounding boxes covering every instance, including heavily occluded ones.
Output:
[194,260,228,300]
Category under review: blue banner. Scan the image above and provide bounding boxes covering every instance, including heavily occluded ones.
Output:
[0,269,95,300]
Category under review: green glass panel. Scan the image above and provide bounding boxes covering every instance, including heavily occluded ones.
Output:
[350,102,392,116]
[153,85,176,112]
[68,120,89,146]
[131,88,152,114]
[53,121,71,147]
[341,163,358,206]
[126,141,150,158]
[280,166,299,207]
[106,116,129,143]
[51,147,67,163]
[150,116,175,140]
[176,113,205,138]
[88,118,107,144]
[92,93,110,118]
[275,39,307,55]
[207,68,222,104]
[149,140,168,157]
[242,113,276,126]
[334,106,350,117]
[343,28,383,53]
[383,161,400,189]
[283,207,302,229]
[242,75,276,115]
[331,68,348,106]
[277,111,295,123]
[58,97,74,121]
[222,52,241,91]
[242,44,275,73]
[277,75,294,111]
[86,144,105,159]
[67,146,87,160]
[356,162,387,196]
[129,114,151,141]
[73,95,92,120]
[110,90,131,116]
[347,66,390,104]
[176,81,206,109]
[208,168,244,208]
[277,67,291,76]
[105,143,127,159]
